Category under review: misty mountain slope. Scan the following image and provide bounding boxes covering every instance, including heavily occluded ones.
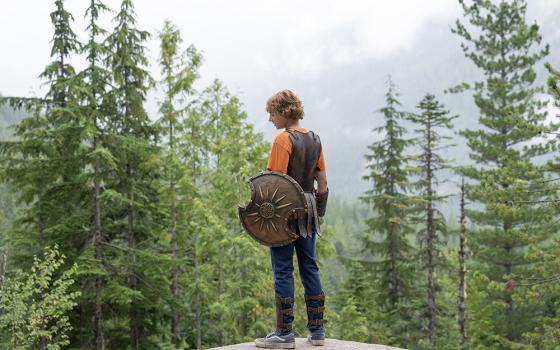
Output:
[277,12,560,199]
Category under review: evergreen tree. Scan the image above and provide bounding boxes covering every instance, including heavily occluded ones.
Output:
[452,1,558,348]
[545,63,560,106]
[201,80,269,346]
[156,20,202,347]
[457,178,469,350]
[165,87,210,349]
[0,0,85,267]
[331,259,381,343]
[169,79,270,348]
[75,1,113,348]
[39,1,88,259]
[105,1,163,348]
[336,297,369,342]
[520,62,560,350]
[361,77,420,348]
[408,93,457,347]
[0,98,45,262]
[1,13,89,349]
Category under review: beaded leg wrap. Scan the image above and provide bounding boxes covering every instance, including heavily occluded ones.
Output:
[305,293,326,330]
[275,295,294,333]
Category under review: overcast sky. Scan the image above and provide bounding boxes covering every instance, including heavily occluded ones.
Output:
[1,0,559,198]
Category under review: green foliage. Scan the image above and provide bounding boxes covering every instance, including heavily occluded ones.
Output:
[0,0,88,271]
[335,297,369,342]
[154,20,272,349]
[546,63,560,107]
[0,245,80,349]
[452,0,559,348]
[181,81,270,348]
[2,1,559,349]
[408,93,457,346]
[359,77,422,348]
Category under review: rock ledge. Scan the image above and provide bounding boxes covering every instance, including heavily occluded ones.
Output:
[209,338,406,350]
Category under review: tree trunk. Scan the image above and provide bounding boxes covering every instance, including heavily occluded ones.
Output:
[94,137,105,350]
[458,178,468,349]
[194,237,201,350]
[171,183,179,343]
[0,249,7,289]
[218,260,224,345]
[170,122,179,344]
[499,22,515,341]
[127,175,138,350]
[426,122,436,344]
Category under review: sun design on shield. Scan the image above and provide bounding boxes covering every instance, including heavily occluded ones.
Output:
[247,186,292,232]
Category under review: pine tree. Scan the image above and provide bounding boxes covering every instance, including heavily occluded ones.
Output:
[105,1,162,348]
[77,1,113,348]
[336,297,369,342]
[157,20,202,346]
[0,0,85,265]
[332,259,380,343]
[545,63,560,106]
[0,13,89,350]
[519,62,560,350]
[175,93,210,350]
[0,100,49,262]
[169,79,270,348]
[361,77,420,348]
[408,93,457,346]
[200,80,269,346]
[451,1,558,347]
[457,178,468,349]
[39,1,89,254]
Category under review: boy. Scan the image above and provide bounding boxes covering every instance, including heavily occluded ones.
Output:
[255,90,329,349]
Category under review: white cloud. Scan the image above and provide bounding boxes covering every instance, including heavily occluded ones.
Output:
[0,0,460,97]
[156,0,460,79]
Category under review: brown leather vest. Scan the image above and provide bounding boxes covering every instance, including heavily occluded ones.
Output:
[286,130,322,192]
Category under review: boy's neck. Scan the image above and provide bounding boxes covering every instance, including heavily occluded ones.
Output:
[285,120,302,130]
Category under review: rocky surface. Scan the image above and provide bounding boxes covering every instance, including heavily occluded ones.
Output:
[209,338,406,350]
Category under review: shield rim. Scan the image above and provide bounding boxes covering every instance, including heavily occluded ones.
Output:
[238,171,307,247]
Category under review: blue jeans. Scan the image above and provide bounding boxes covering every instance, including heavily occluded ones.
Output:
[270,220,324,332]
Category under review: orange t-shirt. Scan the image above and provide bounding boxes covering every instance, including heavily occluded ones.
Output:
[266,127,326,174]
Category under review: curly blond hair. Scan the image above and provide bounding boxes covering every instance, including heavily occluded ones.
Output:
[266,90,304,120]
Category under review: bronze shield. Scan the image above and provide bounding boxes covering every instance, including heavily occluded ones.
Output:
[239,171,307,247]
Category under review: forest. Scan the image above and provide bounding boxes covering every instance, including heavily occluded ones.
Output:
[1,0,560,349]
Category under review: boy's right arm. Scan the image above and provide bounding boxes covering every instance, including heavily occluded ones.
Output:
[315,170,328,193]
[314,170,328,218]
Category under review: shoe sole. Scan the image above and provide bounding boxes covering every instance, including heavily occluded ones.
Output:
[255,340,296,349]
[307,336,325,346]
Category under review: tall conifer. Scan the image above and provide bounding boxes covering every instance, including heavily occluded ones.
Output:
[546,63,560,105]
[452,1,558,347]
[79,0,112,348]
[157,20,202,346]
[1,1,86,349]
[408,94,457,346]
[105,1,161,348]
[1,0,85,258]
[522,62,560,349]
[361,77,420,348]
[202,80,269,346]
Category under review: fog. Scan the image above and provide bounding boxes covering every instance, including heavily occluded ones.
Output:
[1,0,559,198]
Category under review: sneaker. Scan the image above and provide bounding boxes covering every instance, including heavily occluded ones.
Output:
[255,330,296,349]
[307,330,325,346]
